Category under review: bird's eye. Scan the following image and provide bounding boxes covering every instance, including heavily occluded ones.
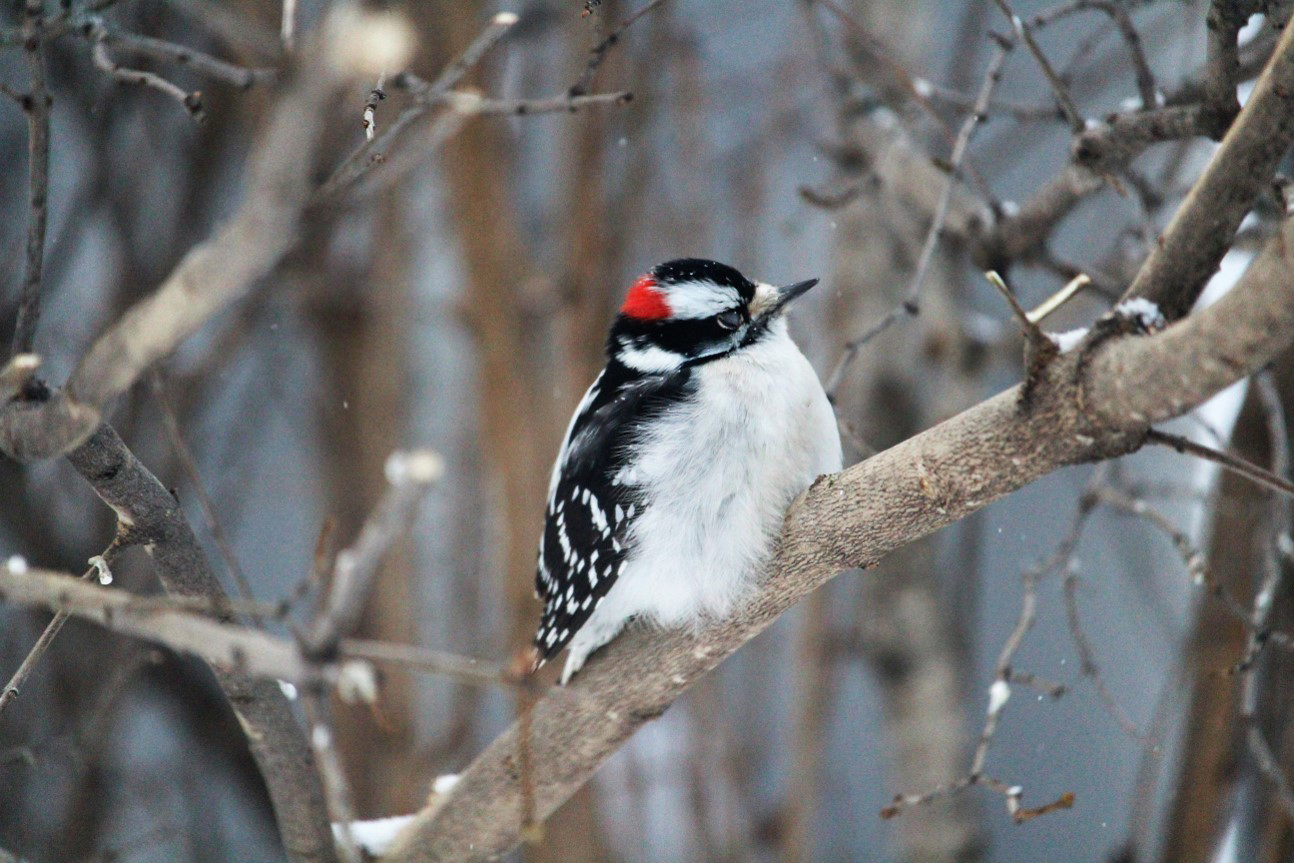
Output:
[716,309,743,330]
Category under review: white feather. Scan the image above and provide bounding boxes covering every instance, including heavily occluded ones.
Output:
[560,317,841,682]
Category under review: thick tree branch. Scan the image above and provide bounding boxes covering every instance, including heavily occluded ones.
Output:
[383,211,1294,863]
[981,12,1294,273]
[64,424,339,863]
[1087,215,1294,424]
[1118,18,1294,319]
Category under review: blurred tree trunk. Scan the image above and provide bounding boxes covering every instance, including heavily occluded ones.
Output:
[1156,349,1294,863]
[309,192,421,814]
[430,4,612,860]
[791,3,985,861]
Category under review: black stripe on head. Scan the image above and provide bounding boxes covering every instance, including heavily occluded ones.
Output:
[651,259,756,305]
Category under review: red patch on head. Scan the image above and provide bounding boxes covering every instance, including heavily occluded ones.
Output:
[620,275,672,320]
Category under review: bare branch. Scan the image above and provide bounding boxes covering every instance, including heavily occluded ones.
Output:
[825,38,1010,398]
[382,208,1294,863]
[0,566,344,686]
[1029,0,1157,110]
[303,693,362,863]
[569,0,668,97]
[0,10,384,462]
[993,0,1083,130]
[87,19,207,123]
[300,450,443,658]
[1145,428,1294,502]
[10,0,51,358]
[0,554,111,718]
[1117,19,1294,320]
[65,422,335,863]
[93,24,274,90]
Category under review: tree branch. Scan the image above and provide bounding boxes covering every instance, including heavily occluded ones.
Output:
[64,423,339,863]
[1118,17,1294,320]
[0,8,395,462]
[381,219,1294,863]
[10,0,51,358]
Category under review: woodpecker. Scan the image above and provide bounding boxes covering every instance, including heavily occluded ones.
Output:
[533,259,842,683]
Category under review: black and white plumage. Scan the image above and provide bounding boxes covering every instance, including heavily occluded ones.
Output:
[534,259,842,683]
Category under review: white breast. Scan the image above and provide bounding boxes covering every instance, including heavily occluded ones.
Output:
[600,318,841,627]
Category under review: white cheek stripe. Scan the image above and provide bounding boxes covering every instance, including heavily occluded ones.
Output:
[618,341,684,372]
[662,280,739,319]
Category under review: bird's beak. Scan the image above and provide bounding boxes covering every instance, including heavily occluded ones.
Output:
[750,278,819,325]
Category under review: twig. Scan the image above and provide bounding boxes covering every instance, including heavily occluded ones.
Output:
[885,480,1095,827]
[426,12,518,95]
[0,566,334,685]
[340,639,512,689]
[1062,559,1151,741]
[0,552,115,718]
[299,450,443,658]
[87,19,206,123]
[824,37,1011,400]
[95,27,273,90]
[1145,428,1294,502]
[882,773,1074,824]
[362,73,386,141]
[320,85,628,201]
[319,12,519,198]
[1007,669,1066,699]
[1029,0,1157,110]
[302,691,361,863]
[569,0,668,97]
[11,0,51,358]
[1027,273,1091,324]
[471,90,633,115]
[809,0,996,199]
[986,268,1059,408]
[0,0,120,46]
[1093,486,1256,628]
[1240,368,1294,816]
[993,0,1084,130]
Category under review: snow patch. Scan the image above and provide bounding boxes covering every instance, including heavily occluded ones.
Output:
[988,679,1012,714]
[1113,297,1165,331]
[333,814,417,856]
[1047,328,1089,354]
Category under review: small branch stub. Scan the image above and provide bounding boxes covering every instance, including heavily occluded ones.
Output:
[986,270,1059,407]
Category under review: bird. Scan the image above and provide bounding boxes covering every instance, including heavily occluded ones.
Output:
[532,258,842,684]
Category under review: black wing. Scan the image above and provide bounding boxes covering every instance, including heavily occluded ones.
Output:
[533,361,691,661]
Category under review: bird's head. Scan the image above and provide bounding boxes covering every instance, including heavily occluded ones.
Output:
[608,258,818,373]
